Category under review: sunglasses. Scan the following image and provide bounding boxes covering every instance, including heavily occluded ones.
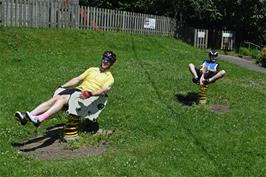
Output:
[102,56,112,63]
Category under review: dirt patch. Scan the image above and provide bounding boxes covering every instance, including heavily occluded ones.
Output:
[14,125,111,160]
[18,140,109,160]
[210,104,230,113]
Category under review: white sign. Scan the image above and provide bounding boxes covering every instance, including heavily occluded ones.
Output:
[222,32,232,38]
[144,18,156,29]
[197,32,205,38]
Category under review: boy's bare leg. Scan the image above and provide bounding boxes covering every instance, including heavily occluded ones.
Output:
[209,70,226,82]
[188,63,198,78]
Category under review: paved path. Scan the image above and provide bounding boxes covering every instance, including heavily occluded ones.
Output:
[219,54,266,74]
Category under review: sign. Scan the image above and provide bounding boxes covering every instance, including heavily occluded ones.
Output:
[222,32,232,38]
[144,18,156,29]
[197,32,205,38]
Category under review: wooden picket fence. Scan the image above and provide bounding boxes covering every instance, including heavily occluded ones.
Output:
[178,25,209,49]
[221,30,235,50]
[194,29,208,48]
[0,0,175,36]
[178,25,236,49]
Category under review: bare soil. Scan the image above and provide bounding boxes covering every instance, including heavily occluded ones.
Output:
[14,125,111,160]
[210,104,230,113]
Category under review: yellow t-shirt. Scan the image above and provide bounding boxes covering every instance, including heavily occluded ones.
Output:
[76,67,114,92]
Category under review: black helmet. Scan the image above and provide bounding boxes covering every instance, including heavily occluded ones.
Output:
[102,51,117,64]
[209,50,218,58]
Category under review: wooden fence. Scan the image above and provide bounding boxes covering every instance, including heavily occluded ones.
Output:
[0,0,175,36]
[194,29,208,48]
[178,25,209,49]
[221,30,235,50]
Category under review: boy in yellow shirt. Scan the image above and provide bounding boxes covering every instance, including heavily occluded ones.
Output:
[15,51,116,127]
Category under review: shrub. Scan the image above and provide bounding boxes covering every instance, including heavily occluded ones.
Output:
[250,48,261,60]
[261,47,266,67]
[239,47,251,56]
[239,47,261,61]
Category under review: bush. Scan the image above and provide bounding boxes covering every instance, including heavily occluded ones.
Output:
[261,47,266,67]
[250,48,261,60]
[239,47,251,56]
[239,47,261,62]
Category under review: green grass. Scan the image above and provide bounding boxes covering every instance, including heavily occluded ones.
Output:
[0,27,266,177]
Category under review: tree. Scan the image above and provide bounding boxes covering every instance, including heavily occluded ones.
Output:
[79,0,266,45]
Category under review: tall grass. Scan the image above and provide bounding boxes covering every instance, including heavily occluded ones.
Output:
[238,47,261,62]
[0,27,266,177]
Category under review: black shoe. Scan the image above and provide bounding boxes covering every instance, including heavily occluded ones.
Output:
[192,77,199,84]
[15,111,28,125]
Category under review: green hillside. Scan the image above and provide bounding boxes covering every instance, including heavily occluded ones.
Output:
[0,27,265,177]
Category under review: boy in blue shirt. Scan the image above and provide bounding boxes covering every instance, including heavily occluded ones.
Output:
[189,50,226,85]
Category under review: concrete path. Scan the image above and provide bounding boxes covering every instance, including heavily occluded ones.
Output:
[219,54,266,74]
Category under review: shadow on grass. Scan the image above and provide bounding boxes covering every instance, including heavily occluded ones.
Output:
[11,124,64,152]
[11,120,99,152]
[175,92,198,106]
[80,119,99,133]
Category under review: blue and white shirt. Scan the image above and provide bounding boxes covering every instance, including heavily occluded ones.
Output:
[201,60,219,73]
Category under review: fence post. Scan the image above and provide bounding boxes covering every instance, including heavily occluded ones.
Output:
[0,1,2,25]
[122,11,125,32]
[205,30,208,48]
[6,0,9,26]
[194,29,197,47]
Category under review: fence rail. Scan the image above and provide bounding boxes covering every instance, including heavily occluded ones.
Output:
[0,0,175,36]
[244,41,261,49]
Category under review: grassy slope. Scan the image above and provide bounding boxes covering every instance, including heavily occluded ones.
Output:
[0,27,265,177]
